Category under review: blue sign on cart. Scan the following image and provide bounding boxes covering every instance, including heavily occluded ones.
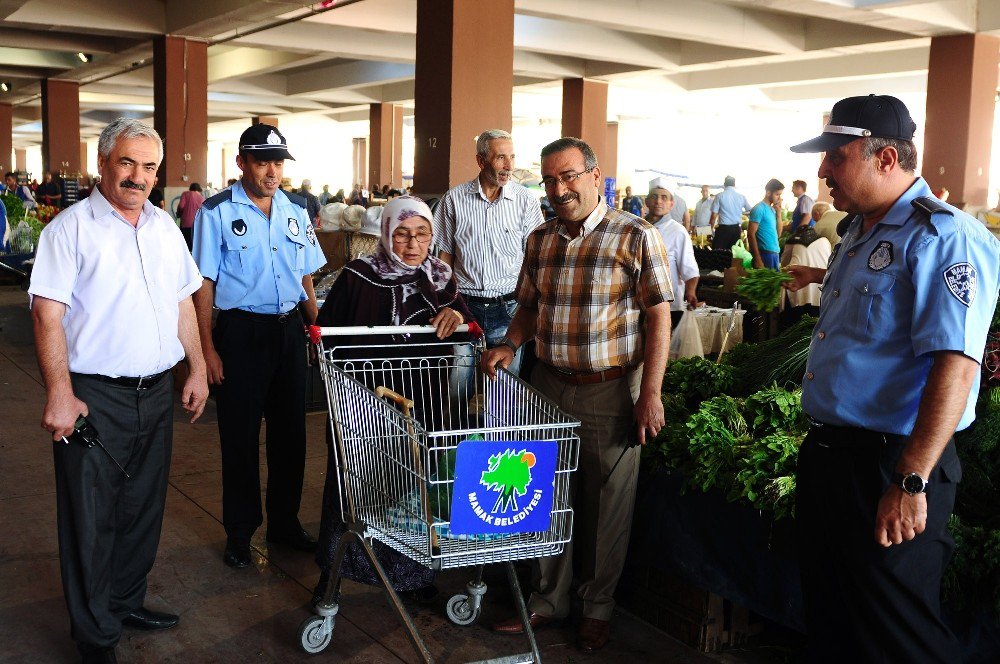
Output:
[449,440,558,536]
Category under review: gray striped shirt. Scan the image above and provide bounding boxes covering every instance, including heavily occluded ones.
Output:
[433,177,545,297]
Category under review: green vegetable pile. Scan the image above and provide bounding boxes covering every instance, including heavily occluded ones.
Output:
[735,268,793,312]
[721,316,816,396]
[1,192,43,251]
[646,355,806,520]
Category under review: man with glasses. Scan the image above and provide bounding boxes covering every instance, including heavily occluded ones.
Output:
[434,129,544,376]
[192,123,326,569]
[482,137,673,653]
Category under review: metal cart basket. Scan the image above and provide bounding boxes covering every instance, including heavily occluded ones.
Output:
[298,324,581,663]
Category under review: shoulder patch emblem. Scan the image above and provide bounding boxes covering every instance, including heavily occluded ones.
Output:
[305,223,317,246]
[867,241,893,271]
[288,217,300,236]
[232,219,247,236]
[943,263,977,307]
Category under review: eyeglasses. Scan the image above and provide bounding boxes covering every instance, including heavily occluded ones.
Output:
[540,168,594,188]
[391,230,433,245]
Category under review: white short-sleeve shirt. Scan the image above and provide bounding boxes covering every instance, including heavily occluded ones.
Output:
[653,218,699,310]
[28,186,203,377]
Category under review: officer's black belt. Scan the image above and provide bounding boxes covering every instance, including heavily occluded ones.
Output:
[807,418,902,446]
[221,307,300,324]
[462,292,516,305]
[78,368,171,390]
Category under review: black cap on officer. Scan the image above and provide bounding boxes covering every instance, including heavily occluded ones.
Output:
[238,123,295,161]
[790,94,916,153]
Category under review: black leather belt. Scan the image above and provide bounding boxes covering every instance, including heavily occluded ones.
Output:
[462,292,516,305]
[221,307,300,323]
[85,368,171,389]
[807,418,900,446]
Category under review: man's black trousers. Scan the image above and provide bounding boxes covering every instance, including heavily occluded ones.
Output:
[55,372,174,649]
[213,309,308,541]
[796,424,961,663]
[711,224,741,251]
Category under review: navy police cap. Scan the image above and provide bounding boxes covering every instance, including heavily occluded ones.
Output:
[790,94,916,153]
[238,123,295,161]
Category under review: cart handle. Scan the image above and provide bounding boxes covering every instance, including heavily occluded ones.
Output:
[374,386,415,416]
[307,321,483,344]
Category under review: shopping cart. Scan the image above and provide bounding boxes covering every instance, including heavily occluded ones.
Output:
[298,324,581,663]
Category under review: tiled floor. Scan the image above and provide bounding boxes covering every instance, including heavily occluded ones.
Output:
[0,284,737,663]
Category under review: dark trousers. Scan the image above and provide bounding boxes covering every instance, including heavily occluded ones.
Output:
[55,372,174,649]
[796,425,961,663]
[712,223,741,251]
[213,309,308,540]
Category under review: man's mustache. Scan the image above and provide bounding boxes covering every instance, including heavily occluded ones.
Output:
[120,179,146,191]
[552,193,577,205]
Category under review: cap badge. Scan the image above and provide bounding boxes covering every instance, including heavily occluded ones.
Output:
[267,130,281,145]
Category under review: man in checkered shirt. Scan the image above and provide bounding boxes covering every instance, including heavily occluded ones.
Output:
[482,136,674,653]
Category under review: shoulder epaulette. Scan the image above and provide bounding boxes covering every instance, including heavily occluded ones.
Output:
[285,192,307,210]
[911,196,953,218]
[202,188,232,211]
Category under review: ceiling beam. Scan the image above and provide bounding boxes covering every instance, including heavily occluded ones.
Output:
[232,23,415,63]
[286,61,414,95]
[673,46,928,90]
[761,73,927,102]
[207,47,306,83]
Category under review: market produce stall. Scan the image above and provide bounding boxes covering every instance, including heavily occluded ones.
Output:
[620,303,1000,660]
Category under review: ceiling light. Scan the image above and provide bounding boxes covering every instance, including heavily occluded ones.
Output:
[0,82,9,93]
[77,52,91,63]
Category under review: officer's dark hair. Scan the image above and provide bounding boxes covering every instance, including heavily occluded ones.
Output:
[765,178,784,193]
[862,137,918,173]
[792,179,807,190]
[541,137,598,171]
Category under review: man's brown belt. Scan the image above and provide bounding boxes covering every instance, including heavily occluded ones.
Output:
[544,363,628,385]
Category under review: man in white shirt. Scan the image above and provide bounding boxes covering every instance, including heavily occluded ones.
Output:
[434,128,544,375]
[692,184,713,234]
[646,177,699,328]
[29,118,208,664]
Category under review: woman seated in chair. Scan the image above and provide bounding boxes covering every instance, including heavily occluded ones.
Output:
[313,196,475,604]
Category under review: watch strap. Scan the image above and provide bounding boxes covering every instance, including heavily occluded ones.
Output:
[499,336,518,353]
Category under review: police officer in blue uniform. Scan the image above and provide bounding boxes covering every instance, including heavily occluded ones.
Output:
[192,124,326,568]
[786,95,1000,662]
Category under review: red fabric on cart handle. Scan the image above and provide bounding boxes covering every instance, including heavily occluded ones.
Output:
[307,325,322,345]
[467,321,484,339]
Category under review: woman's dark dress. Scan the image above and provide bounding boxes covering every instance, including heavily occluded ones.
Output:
[314,258,475,593]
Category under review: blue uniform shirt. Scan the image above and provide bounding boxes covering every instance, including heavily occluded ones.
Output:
[192,181,326,313]
[802,177,1000,435]
[711,186,751,225]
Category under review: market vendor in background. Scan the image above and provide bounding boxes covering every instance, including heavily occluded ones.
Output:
[482,137,673,653]
[785,94,1000,663]
[36,171,62,208]
[709,175,751,251]
[3,171,37,210]
[747,178,783,270]
[645,177,699,329]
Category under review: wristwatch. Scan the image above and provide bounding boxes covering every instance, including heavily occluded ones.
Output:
[498,336,519,354]
[892,472,929,495]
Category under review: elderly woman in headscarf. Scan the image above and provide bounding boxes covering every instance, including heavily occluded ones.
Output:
[312,196,475,604]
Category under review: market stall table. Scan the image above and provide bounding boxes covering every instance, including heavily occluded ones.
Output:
[691,306,746,355]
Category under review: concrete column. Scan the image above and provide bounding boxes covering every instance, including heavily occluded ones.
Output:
[413,0,514,194]
[79,141,88,179]
[41,79,80,176]
[393,106,404,188]
[252,116,279,127]
[15,149,25,171]
[923,33,1000,209]
[0,103,11,174]
[153,35,208,197]
[561,79,608,164]
[368,102,395,190]
[605,121,619,181]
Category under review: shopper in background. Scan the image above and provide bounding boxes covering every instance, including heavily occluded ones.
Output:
[176,182,204,250]
[786,94,1000,664]
[710,175,751,250]
[747,178,783,270]
[788,179,815,231]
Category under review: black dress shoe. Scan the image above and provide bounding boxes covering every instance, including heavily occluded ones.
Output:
[79,644,117,664]
[122,607,179,631]
[266,526,318,552]
[224,537,251,568]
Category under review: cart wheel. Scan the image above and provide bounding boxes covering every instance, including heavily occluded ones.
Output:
[446,594,480,626]
[298,615,334,654]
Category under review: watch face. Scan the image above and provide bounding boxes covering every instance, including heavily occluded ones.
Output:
[901,474,926,494]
